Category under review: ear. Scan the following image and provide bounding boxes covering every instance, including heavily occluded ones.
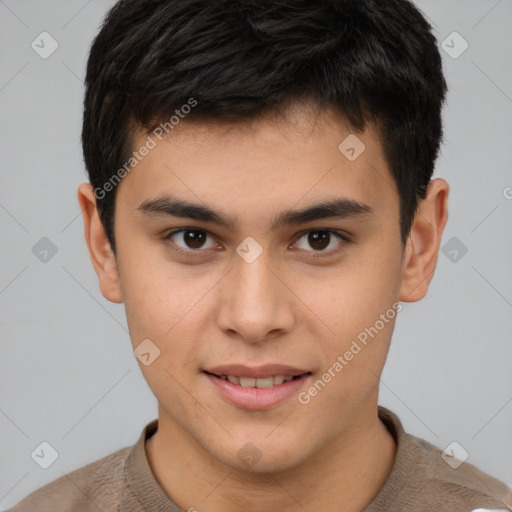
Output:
[399,178,449,302]
[77,183,123,303]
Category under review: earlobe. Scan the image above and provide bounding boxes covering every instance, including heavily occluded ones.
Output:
[77,183,123,304]
[398,178,449,303]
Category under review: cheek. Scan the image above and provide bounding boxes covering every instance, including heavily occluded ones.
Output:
[123,270,204,408]
[119,252,197,341]
[301,254,401,336]
[119,256,215,378]
[297,313,398,422]
[295,240,401,383]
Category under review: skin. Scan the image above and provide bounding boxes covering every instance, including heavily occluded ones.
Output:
[78,103,449,512]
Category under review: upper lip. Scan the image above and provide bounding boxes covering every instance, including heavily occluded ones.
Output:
[205,364,310,378]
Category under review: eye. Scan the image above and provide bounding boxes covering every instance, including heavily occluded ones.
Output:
[292,229,349,256]
[164,228,218,256]
[163,227,350,259]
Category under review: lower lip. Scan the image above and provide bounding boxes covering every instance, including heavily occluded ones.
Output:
[204,372,311,410]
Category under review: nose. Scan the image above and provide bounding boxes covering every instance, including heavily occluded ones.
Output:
[216,248,296,344]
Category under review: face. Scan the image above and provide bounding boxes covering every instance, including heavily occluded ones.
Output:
[90,105,410,472]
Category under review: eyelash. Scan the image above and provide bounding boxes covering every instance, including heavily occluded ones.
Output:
[163,228,350,260]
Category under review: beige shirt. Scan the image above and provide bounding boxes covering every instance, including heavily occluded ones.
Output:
[8,406,512,512]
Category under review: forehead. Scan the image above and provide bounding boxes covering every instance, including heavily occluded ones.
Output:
[116,105,399,227]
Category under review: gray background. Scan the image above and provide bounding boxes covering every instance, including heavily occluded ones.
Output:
[1,0,511,508]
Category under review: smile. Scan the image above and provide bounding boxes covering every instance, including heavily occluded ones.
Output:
[204,369,312,410]
[208,374,305,388]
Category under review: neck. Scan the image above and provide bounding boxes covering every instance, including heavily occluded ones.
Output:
[146,395,396,512]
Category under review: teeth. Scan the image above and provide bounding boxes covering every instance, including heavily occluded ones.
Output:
[239,377,256,387]
[220,375,299,387]
[255,377,274,388]
[227,375,240,385]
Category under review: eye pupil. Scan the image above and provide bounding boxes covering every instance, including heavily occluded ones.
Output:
[185,230,205,249]
[308,231,330,251]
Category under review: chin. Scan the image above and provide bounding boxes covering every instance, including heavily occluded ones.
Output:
[214,437,310,476]
[228,453,301,475]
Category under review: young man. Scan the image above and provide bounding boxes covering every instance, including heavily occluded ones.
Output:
[9,0,512,511]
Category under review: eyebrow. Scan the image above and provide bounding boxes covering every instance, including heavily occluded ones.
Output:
[135,195,374,231]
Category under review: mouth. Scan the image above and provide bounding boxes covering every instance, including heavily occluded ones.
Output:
[203,365,312,410]
[204,372,311,389]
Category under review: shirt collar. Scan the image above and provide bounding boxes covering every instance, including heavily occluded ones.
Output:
[122,405,415,512]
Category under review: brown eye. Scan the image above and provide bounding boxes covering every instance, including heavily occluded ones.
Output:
[307,231,330,251]
[294,229,348,255]
[182,230,207,249]
[164,228,217,253]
